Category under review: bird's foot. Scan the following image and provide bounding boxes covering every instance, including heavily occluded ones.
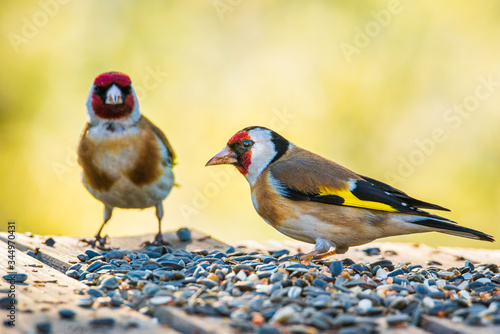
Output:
[299,253,313,262]
[300,249,337,262]
[141,232,171,247]
[79,235,110,250]
[313,249,337,260]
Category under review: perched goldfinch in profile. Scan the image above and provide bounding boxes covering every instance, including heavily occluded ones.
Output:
[206,126,494,260]
[77,71,176,247]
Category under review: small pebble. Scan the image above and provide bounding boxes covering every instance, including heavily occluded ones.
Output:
[77,254,89,262]
[58,309,76,319]
[77,297,94,308]
[270,305,296,323]
[426,260,442,266]
[271,249,289,257]
[87,288,104,297]
[85,249,101,259]
[86,260,106,272]
[68,263,82,271]
[65,241,500,331]
[258,325,281,334]
[105,250,123,260]
[0,297,16,309]
[101,276,119,290]
[89,317,115,327]
[287,286,302,298]
[329,260,343,277]
[358,299,373,311]
[35,321,51,334]
[176,227,191,241]
[143,283,160,296]
[43,237,56,247]
[386,314,410,326]
[66,270,80,279]
[375,268,388,280]
[2,273,28,283]
[362,247,381,256]
[150,296,172,305]
[465,260,475,271]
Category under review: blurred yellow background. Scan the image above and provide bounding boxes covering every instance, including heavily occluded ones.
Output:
[0,1,499,249]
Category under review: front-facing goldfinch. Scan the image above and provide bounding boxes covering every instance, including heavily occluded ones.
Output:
[206,126,494,260]
[77,72,176,247]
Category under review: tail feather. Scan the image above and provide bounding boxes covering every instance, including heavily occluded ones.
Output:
[412,218,494,242]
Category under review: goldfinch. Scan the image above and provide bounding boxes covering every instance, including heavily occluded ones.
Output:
[206,126,494,260]
[77,71,176,247]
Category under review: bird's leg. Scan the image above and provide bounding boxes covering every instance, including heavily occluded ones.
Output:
[154,203,164,244]
[94,206,112,246]
[300,249,336,261]
[312,249,337,260]
[80,206,113,248]
[312,246,349,260]
[143,203,170,246]
[300,238,337,261]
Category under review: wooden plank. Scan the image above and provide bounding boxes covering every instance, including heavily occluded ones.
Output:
[421,315,498,334]
[437,246,500,265]
[0,230,232,334]
[6,231,496,333]
[0,229,228,273]
[0,240,176,334]
[0,234,75,273]
[0,230,232,333]
[154,306,233,334]
[385,326,431,334]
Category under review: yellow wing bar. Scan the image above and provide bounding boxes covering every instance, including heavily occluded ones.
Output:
[317,185,398,212]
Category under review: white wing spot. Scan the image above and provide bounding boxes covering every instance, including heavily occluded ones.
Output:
[348,179,357,191]
[402,202,407,207]
[268,172,289,197]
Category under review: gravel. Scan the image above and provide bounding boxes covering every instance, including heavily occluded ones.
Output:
[53,240,500,332]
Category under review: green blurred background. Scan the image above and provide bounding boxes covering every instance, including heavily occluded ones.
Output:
[0,1,499,249]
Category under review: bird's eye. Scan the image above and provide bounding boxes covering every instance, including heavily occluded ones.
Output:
[242,140,253,149]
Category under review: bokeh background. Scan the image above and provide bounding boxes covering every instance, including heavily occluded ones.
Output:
[1,1,499,249]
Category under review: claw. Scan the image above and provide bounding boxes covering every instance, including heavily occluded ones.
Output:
[78,237,96,248]
[78,235,110,250]
[313,250,337,260]
[299,253,314,262]
[141,232,171,247]
[299,249,337,261]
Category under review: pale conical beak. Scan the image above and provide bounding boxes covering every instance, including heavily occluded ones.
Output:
[206,146,238,166]
[105,84,123,105]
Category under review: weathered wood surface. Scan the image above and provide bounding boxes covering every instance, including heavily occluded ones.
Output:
[234,240,500,269]
[153,306,233,334]
[420,315,498,334]
[0,230,232,334]
[0,230,227,273]
[384,326,431,334]
[2,231,499,334]
[0,240,174,334]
